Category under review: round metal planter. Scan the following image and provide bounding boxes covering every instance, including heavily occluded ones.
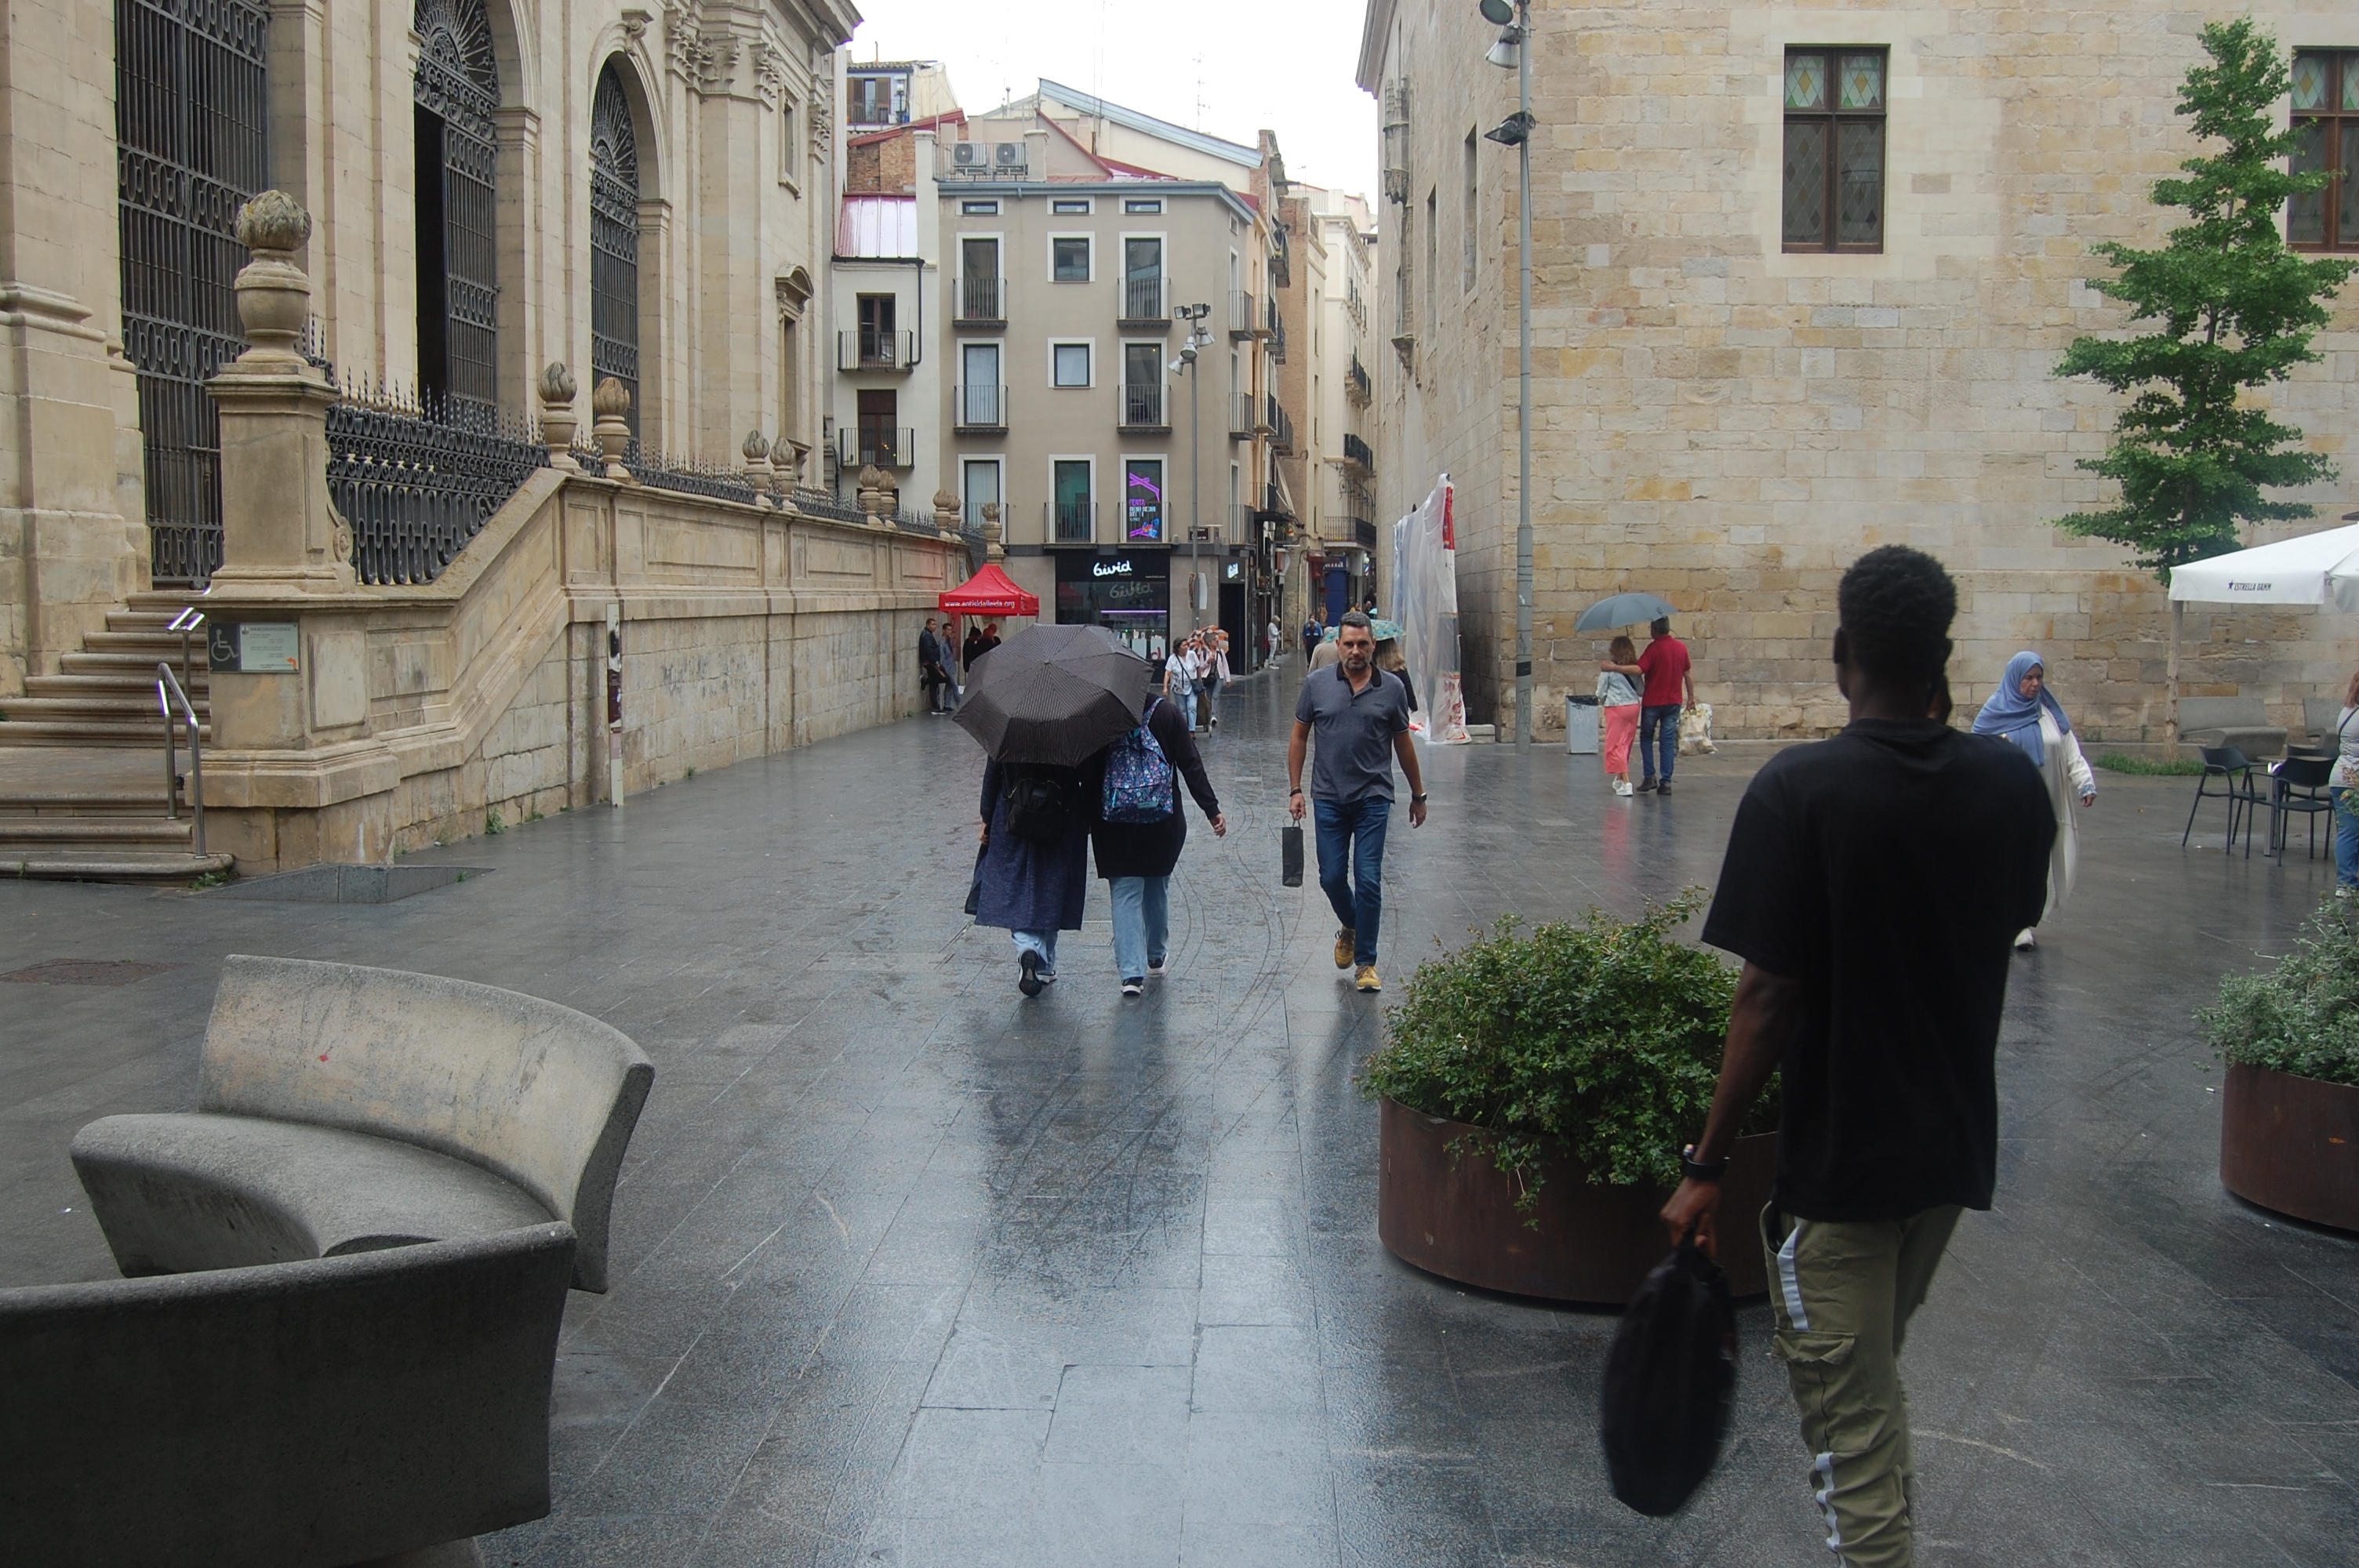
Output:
[1377,1096,1776,1305]
[2220,1062,2359,1232]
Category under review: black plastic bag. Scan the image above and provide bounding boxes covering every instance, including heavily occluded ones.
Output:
[1599,1236,1737,1517]
[1281,825,1304,887]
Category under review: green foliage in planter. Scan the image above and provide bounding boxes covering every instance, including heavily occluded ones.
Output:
[1361,891,1774,1203]
[2202,896,2359,1089]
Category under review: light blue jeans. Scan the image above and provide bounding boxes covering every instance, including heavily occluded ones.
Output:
[1109,876,1169,981]
[1171,681,1198,729]
[1012,929,1059,975]
[2335,787,2359,888]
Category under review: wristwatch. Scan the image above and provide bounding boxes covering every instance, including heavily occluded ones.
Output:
[1679,1143,1728,1182]
[1412,793,1428,804]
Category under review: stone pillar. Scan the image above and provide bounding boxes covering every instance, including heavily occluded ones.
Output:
[742,430,775,509]
[205,193,352,592]
[983,502,1004,564]
[857,463,889,526]
[932,488,959,535]
[593,378,634,483]
[539,363,580,473]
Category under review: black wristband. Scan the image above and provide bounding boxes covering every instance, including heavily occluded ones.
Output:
[1412,793,1428,803]
[1679,1144,1728,1182]
[1289,786,1303,795]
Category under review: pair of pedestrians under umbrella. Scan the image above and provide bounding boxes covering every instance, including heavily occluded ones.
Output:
[957,625,1226,996]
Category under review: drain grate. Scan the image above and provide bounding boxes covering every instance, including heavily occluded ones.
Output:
[2,959,184,986]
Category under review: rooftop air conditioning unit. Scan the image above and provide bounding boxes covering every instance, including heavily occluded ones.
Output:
[951,141,987,170]
[994,142,1024,169]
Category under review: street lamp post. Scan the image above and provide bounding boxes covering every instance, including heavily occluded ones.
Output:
[1171,303,1212,637]
[1481,0,1536,749]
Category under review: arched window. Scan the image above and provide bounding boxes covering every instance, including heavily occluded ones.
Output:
[413,0,500,421]
[589,62,641,434]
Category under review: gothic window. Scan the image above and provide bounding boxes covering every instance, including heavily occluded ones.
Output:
[590,62,642,430]
[1783,48,1885,252]
[413,0,500,420]
[2291,50,2359,250]
[116,0,270,583]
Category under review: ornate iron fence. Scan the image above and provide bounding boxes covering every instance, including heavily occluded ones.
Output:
[623,445,758,505]
[325,383,547,586]
[791,486,867,526]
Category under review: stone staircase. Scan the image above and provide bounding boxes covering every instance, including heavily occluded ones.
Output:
[0,592,233,881]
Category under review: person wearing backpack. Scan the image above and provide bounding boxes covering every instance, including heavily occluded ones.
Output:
[975,755,1093,996]
[1085,695,1226,995]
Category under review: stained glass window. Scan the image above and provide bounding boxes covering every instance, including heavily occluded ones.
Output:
[2290,51,2359,251]
[1783,48,1886,251]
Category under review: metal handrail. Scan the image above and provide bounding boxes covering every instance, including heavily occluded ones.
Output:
[156,662,205,858]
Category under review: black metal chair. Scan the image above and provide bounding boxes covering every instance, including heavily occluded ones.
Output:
[2268,754,2336,860]
[2183,746,2266,852]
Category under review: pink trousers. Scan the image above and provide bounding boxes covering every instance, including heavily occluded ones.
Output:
[1603,703,1641,773]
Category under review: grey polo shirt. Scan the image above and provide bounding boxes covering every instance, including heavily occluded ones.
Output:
[1296,664,1412,804]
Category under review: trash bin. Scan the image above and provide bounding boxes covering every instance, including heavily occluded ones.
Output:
[1565,695,1601,755]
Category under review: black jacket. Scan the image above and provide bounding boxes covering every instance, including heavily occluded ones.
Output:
[1086,698,1220,880]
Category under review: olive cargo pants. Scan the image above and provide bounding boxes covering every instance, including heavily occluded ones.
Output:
[1761,1203,1964,1567]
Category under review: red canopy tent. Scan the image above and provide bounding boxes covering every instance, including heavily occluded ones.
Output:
[938,564,1039,619]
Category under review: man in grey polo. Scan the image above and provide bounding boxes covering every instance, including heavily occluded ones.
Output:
[1287,611,1429,993]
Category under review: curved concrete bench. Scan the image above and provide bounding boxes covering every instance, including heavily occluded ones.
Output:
[73,954,654,1292]
[0,1222,576,1566]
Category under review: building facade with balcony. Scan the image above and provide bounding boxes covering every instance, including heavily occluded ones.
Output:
[927,90,1291,665]
[827,147,946,524]
[1281,184,1380,629]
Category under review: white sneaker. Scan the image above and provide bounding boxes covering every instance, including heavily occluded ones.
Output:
[1147,955,1170,975]
[2014,928,2036,950]
[1614,780,1634,797]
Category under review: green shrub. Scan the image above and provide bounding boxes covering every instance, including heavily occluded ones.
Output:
[2201,896,2359,1088]
[1361,891,1773,1203]
[485,808,505,837]
[2097,753,2205,777]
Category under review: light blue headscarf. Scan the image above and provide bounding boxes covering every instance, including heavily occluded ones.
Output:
[1972,650,2071,767]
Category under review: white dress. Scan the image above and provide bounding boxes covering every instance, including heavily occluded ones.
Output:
[2029,710,2094,921]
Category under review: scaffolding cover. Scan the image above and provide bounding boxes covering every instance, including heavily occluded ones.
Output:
[1390,475,1470,744]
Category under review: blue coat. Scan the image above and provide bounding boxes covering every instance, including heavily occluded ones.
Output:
[976,758,1091,932]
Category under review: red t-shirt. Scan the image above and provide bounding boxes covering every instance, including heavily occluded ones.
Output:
[1637,636,1691,707]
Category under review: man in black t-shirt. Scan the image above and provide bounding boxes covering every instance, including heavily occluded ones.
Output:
[1662,546,2052,1568]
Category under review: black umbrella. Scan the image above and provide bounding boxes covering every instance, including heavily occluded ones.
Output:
[954,623,1149,766]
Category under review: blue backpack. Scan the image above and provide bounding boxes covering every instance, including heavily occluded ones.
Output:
[1102,699,1176,822]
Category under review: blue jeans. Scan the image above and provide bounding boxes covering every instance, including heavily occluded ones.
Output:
[1173,682,1198,729]
[1314,795,1392,966]
[1109,876,1169,980]
[2335,788,2359,888]
[1639,705,1681,782]
[1013,929,1059,975]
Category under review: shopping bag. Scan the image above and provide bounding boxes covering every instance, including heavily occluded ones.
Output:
[1598,1234,1736,1517]
[1281,825,1304,887]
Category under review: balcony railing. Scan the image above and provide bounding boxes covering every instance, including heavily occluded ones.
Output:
[838,330,915,372]
[1227,290,1256,337]
[1346,355,1373,405]
[955,383,1006,430]
[1354,518,1379,550]
[1121,384,1166,430]
[1229,504,1257,546]
[957,276,1004,325]
[1262,296,1280,339]
[1121,276,1167,323]
[1228,395,1256,439]
[1047,500,1096,544]
[1267,396,1295,453]
[837,426,918,468]
[1343,433,1375,474]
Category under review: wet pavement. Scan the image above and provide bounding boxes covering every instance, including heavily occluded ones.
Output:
[2,666,2354,1566]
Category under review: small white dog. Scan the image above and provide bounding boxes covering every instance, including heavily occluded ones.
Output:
[1678,702,1717,755]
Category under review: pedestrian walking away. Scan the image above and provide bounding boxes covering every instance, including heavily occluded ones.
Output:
[1972,650,2096,949]
[1598,635,1644,796]
[962,621,987,677]
[1288,609,1429,994]
[2328,668,2359,893]
[1660,546,2053,1568]
[976,757,1092,996]
[1635,615,1695,793]
[1086,693,1226,993]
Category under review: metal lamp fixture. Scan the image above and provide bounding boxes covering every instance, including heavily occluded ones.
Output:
[1171,302,1214,632]
[1485,24,1521,69]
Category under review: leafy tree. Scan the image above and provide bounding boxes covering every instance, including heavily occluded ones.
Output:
[2053,18,2354,579]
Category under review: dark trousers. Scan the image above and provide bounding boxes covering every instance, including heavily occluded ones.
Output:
[1313,794,1391,966]
[924,666,948,710]
[1639,704,1681,782]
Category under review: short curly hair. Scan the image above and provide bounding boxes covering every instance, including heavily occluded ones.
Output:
[1838,546,1957,689]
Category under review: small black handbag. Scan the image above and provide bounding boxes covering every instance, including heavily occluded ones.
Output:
[1598,1233,1737,1517]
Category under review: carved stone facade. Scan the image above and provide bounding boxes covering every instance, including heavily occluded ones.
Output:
[1357,0,2359,739]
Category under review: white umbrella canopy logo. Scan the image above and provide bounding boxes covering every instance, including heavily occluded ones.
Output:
[2168,521,2359,611]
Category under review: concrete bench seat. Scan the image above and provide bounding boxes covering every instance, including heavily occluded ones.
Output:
[71,1112,556,1276]
[2179,695,2287,759]
[73,954,654,1293]
[2,1222,576,1567]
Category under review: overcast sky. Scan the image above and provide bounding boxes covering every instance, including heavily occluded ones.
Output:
[847,0,1379,200]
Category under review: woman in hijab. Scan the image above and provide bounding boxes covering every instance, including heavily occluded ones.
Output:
[1973,650,2095,950]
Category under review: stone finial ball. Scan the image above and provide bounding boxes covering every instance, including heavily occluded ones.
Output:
[234,191,311,253]
[743,429,771,461]
[932,488,959,512]
[539,362,578,403]
[592,376,634,418]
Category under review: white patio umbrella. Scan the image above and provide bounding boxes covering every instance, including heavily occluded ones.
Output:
[2161,514,2359,747]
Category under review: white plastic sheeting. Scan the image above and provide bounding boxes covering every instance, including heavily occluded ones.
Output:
[1390,474,1471,744]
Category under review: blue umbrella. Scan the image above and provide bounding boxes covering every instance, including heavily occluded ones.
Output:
[1573,592,1677,633]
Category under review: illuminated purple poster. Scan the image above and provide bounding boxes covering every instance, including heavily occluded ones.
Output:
[1125,462,1165,542]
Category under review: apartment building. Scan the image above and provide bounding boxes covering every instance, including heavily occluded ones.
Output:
[1284,186,1381,625]
[932,89,1292,665]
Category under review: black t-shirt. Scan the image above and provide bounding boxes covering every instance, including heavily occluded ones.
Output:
[1701,720,2055,1221]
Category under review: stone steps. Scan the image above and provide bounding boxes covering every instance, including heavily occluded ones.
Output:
[1,594,212,750]
[0,848,234,883]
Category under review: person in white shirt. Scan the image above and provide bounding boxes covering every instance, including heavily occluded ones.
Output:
[1206,631,1232,729]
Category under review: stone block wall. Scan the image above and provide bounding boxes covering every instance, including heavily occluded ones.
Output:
[1360,0,2359,739]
